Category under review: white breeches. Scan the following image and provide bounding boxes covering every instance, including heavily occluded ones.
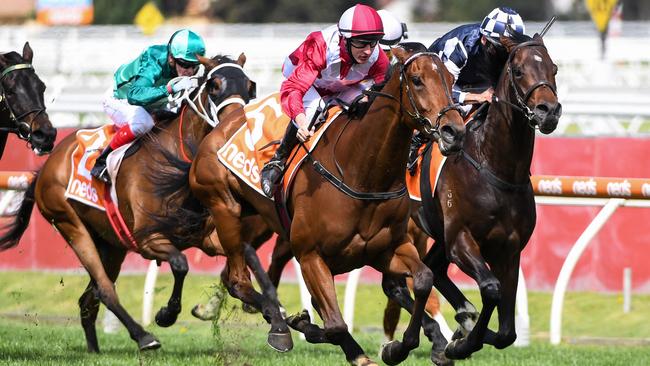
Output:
[102,90,155,136]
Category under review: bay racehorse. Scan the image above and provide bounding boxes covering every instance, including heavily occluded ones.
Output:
[0,54,262,352]
[0,42,57,157]
[402,32,562,361]
[164,44,466,365]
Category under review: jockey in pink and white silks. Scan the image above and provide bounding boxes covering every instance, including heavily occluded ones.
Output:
[260,4,390,198]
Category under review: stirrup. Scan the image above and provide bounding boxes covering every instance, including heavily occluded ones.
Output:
[261,161,285,198]
[91,166,111,184]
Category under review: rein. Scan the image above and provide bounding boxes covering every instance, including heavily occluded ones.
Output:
[306,52,459,201]
[0,63,45,143]
[463,39,557,192]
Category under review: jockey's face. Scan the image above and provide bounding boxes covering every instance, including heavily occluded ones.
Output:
[170,56,199,77]
[348,38,377,64]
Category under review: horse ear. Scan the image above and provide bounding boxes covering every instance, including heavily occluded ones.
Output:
[533,33,544,43]
[236,53,246,67]
[198,54,217,69]
[22,42,33,63]
[391,47,409,64]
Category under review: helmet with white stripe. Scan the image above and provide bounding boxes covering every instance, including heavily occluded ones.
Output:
[377,10,408,47]
[479,7,525,43]
[338,4,384,41]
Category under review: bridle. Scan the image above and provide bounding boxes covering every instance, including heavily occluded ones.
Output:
[171,63,255,127]
[0,62,46,143]
[497,40,557,126]
[365,52,462,139]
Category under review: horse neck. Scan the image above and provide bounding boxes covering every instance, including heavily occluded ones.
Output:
[340,74,411,191]
[177,94,215,158]
[474,82,536,184]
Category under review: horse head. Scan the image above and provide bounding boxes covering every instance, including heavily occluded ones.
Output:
[391,44,465,155]
[0,42,57,155]
[499,33,562,134]
[194,53,256,125]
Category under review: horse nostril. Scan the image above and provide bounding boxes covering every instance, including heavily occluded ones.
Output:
[535,103,550,114]
[554,103,563,117]
[440,125,457,142]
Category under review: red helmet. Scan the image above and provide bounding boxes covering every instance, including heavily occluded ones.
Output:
[338,4,384,40]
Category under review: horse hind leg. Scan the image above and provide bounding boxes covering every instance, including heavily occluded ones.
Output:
[54,215,159,351]
[144,242,188,328]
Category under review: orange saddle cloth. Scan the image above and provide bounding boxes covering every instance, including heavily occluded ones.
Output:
[405,144,447,201]
[64,125,115,210]
[217,92,342,197]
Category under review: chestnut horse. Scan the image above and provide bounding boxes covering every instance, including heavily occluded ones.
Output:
[395,32,561,361]
[0,42,57,157]
[174,44,466,365]
[0,54,261,352]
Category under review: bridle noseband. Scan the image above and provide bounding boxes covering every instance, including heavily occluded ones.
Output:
[499,41,558,126]
[365,52,462,139]
[0,63,45,143]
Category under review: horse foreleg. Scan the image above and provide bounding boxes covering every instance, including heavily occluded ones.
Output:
[380,275,451,366]
[424,241,479,338]
[485,260,520,349]
[242,242,282,311]
[297,252,371,364]
[146,244,188,328]
[379,243,433,366]
[444,230,499,360]
[267,237,293,289]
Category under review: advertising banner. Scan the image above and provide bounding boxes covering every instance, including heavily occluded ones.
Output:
[36,0,93,25]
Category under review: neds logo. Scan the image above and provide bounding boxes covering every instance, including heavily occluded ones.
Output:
[537,178,562,195]
[70,179,99,203]
[607,180,631,197]
[221,144,260,183]
[572,179,597,196]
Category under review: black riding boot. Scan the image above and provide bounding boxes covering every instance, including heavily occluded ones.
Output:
[260,122,300,198]
[91,146,113,184]
[407,132,431,176]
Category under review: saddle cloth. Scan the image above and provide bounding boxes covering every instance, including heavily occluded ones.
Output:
[405,145,447,201]
[64,125,132,210]
[217,92,342,197]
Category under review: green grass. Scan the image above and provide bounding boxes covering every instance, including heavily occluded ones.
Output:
[1,271,649,365]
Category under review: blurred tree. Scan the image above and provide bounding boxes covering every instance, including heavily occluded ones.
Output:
[94,0,189,24]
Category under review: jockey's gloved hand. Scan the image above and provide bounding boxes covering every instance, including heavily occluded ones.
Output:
[168,77,198,94]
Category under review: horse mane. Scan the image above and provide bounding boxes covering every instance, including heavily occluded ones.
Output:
[480,31,534,87]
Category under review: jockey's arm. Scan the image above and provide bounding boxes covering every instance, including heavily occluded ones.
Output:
[126,51,169,106]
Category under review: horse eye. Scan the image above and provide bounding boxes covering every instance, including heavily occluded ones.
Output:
[512,67,523,78]
[411,76,423,86]
[552,64,558,76]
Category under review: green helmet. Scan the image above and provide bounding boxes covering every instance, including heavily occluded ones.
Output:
[168,29,206,64]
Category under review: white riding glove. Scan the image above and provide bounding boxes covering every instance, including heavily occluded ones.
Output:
[168,77,198,94]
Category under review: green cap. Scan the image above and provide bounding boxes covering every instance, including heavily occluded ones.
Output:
[168,29,206,63]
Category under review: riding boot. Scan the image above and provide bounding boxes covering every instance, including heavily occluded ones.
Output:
[260,121,300,198]
[91,124,137,184]
[407,131,431,176]
[90,146,113,183]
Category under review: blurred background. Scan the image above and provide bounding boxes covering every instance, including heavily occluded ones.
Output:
[0,0,648,135]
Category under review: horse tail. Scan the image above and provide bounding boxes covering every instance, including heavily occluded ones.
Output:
[135,141,210,247]
[0,172,38,251]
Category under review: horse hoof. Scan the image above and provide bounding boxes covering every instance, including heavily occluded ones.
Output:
[451,328,464,341]
[431,351,454,366]
[155,306,179,327]
[286,309,311,329]
[267,331,293,352]
[241,302,259,314]
[191,304,215,321]
[444,338,475,360]
[138,333,161,351]
[380,340,407,366]
[351,355,378,366]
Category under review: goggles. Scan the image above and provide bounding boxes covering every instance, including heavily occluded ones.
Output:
[349,39,378,49]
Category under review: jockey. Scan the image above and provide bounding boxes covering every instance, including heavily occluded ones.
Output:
[90,29,206,184]
[377,9,408,58]
[259,4,389,198]
[408,7,525,173]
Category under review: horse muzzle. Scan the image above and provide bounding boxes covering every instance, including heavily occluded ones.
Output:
[533,102,562,135]
[437,123,465,156]
[30,121,57,155]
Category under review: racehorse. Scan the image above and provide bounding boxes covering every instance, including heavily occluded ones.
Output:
[0,42,57,157]
[0,54,263,353]
[153,43,466,365]
[401,32,562,361]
